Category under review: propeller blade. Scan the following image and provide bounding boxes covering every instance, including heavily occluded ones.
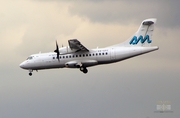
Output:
[54,40,60,62]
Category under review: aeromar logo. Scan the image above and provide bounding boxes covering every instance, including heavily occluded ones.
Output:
[129,35,152,45]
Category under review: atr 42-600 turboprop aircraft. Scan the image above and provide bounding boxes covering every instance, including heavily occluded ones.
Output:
[20,18,158,76]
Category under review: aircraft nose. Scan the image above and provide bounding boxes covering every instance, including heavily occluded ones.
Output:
[19,62,26,69]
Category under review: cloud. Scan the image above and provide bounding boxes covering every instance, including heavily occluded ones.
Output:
[68,0,180,28]
[33,0,180,28]
[0,0,82,62]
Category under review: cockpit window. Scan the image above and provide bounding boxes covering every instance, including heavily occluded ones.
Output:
[27,56,33,60]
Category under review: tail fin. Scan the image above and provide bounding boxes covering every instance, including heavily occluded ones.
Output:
[126,18,157,46]
[110,18,157,47]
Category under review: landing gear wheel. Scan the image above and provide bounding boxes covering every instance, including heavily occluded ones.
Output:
[80,66,88,74]
[29,73,32,76]
[83,68,88,74]
[80,66,84,71]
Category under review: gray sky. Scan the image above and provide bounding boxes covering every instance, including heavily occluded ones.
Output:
[0,0,179,118]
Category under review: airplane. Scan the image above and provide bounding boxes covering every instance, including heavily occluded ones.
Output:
[20,18,159,76]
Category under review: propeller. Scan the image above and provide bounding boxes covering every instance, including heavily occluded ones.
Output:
[54,40,60,62]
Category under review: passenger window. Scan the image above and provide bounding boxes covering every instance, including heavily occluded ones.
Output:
[63,56,65,58]
[99,53,101,55]
[66,56,68,58]
[102,53,104,55]
[72,55,75,58]
[83,54,85,57]
[76,55,78,57]
[93,54,95,56]
[79,55,81,57]
[106,52,108,55]
[69,55,71,58]
[53,57,55,59]
[86,54,88,56]
[89,54,91,56]
[96,53,98,56]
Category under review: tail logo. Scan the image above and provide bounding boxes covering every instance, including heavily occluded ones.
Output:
[129,35,152,45]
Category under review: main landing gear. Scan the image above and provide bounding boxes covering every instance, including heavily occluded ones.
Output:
[80,66,88,74]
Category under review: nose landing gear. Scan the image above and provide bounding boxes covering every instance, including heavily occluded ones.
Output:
[29,70,33,76]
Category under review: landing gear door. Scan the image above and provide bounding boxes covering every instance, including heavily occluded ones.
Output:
[110,48,116,60]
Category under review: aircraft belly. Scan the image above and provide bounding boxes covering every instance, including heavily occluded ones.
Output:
[115,47,158,61]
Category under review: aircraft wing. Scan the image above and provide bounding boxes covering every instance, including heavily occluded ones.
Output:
[68,39,89,52]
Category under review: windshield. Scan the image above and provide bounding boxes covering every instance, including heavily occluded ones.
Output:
[27,56,33,60]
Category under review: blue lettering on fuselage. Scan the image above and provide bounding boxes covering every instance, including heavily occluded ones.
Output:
[129,35,152,45]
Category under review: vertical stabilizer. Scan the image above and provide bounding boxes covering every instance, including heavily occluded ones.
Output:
[126,18,157,46]
[110,18,157,47]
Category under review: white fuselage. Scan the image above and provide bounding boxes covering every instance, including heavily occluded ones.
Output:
[20,46,158,70]
[19,18,159,75]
